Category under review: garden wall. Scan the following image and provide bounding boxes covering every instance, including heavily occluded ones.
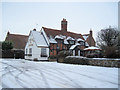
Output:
[2,50,24,59]
[62,56,120,68]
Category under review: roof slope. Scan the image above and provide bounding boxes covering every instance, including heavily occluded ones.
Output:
[31,31,48,47]
[42,27,84,40]
[5,33,28,49]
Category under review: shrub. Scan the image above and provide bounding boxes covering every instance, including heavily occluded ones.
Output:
[57,50,72,62]
[34,58,38,61]
[86,53,99,58]
[63,57,89,65]
[2,41,13,50]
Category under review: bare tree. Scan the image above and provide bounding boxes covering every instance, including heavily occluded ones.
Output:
[97,26,120,58]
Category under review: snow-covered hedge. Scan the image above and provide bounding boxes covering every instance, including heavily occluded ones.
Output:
[62,56,120,68]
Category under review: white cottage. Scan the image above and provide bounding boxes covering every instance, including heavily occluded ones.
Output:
[25,29,49,61]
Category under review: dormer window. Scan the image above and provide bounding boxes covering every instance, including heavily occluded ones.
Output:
[69,40,75,44]
[79,41,85,46]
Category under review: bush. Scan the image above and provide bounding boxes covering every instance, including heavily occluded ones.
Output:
[34,58,38,61]
[63,57,89,65]
[104,46,118,58]
[57,50,72,62]
[86,53,99,58]
[2,41,13,50]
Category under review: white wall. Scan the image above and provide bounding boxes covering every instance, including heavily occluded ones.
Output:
[25,32,49,61]
[73,50,75,56]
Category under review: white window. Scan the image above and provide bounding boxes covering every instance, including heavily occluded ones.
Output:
[41,48,47,57]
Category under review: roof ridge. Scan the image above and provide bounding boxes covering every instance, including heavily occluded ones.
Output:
[43,26,82,35]
[42,26,61,31]
[83,34,89,36]
[9,33,28,37]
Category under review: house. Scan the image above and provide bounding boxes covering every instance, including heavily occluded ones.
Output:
[25,29,49,60]
[25,18,95,60]
[4,31,28,58]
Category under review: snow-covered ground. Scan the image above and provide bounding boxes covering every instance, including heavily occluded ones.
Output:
[0,59,119,88]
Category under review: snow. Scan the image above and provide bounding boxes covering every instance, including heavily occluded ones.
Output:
[32,31,48,47]
[67,56,86,58]
[70,43,80,50]
[55,35,64,39]
[0,59,118,88]
[83,35,89,40]
[67,36,75,41]
[64,39,69,44]
[49,38,57,44]
[84,46,101,50]
[93,58,120,61]
[77,38,84,42]
[67,56,120,61]
[85,42,89,46]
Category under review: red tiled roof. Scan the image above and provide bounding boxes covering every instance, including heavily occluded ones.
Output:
[83,34,89,36]
[5,33,28,49]
[42,27,84,40]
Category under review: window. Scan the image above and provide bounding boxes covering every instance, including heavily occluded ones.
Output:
[79,41,84,46]
[41,48,47,57]
[29,48,32,54]
[69,40,74,44]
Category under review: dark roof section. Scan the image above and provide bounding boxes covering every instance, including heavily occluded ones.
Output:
[42,27,84,40]
[82,34,89,36]
[5,33,28,49]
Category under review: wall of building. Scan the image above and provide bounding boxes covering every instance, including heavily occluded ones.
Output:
[25,32,49,61]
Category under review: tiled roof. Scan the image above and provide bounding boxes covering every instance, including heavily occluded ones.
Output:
[5,33,28,49]
[42,27,84,40]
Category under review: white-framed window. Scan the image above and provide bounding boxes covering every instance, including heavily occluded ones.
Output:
[41,48,47,57]
[29,48,32,54]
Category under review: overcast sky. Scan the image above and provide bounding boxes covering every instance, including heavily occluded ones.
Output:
[1,1,118,41]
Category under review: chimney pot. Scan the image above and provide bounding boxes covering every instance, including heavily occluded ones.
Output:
[33,28,36,31]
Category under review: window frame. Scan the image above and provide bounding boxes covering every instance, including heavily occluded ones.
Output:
[41,48,47,57]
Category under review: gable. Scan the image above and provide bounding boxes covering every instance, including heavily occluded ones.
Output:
[31,31,48,47]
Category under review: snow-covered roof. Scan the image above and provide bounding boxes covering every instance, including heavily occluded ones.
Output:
[32,31,48,47]
[84,46,101,51]
[83,35,89,40]
[70,45,77,50]
[67,36,75,41]
[77,38,84,42]
[64,39,69,44]
[55,35,64,39]
[49,38,57,44]
[70,43,80,50]
[85,42,89,46]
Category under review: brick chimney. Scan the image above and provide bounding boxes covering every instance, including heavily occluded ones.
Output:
[89,29,93,46]
[61,18,67,32]
[90,29,92,37]
[7,31,10,35]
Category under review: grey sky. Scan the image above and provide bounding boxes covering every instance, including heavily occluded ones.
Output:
[1,1,118,41]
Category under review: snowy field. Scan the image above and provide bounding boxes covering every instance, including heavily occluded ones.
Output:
[0,59,119,88]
